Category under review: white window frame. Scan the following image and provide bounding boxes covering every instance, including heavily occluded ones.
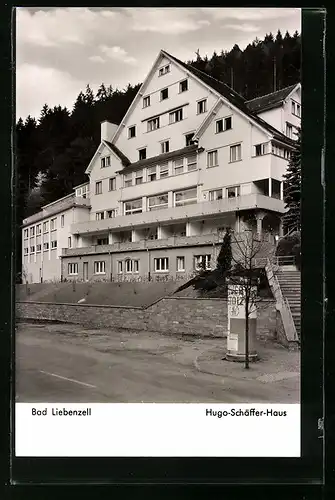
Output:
[60,215,64,228]
[101,156,111,168]
[68,263,78,275]
[195,255,211,271]
[24,229,28,238]
[207,150,218,168]
[160,88,169,101]
[109,177,116,191]
[185,132,194,146]
[133,260,139,273]
[117,261,123,274]
[51,240,57,249]
[216,116,232,133]
[174,188,197,207]
[107,209,116,218]
[30,227,35,237]
[173,158,184,175]
[147,117,160,132]
[68,236,72,248]
[147,166,157,182]
[143,96,150,108]
[139,148,146,160]
[36,244,42,252]
[95,181,102,195]
[176,256,185,272]
[43,242,49,251]
[226,185,240,199]
[125,259,133,273]
[24,247,28,255]
[197,99,207,114]
[94,261,106,275]
[169,108,183,124]
[161,140,169,154]
[158,64,170,76]
[124,172,133,187]
[135,170,143,185]
[97,237,108,246]
[154,257,169,272]
[50,218,57,230]
[96,211,105,220]
[209,189,223,201]
[43,221,49,233]
[147,193,168,211]
[124,199,143,216]
[36,224,41,235]
[286,123,293,139]
[254,143,269,156]
[230,144,242,163]
[159,163,169,179]
[128,125,136,139]
[30,245,35,253]
[186,155,197,172]
[179,79,188,93]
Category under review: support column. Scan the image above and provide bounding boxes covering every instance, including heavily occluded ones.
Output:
[235,213,241,233]
[186,222,191,237]
[168,191,173,208]
[255,211,266,238]
[268,178,272,198]
[280,181,284,201]
[279,219,284,237]
[108,231,114,245]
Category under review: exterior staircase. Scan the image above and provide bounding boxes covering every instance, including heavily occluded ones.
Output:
[276,268,301,340]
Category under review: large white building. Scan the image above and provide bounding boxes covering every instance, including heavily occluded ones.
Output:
[21,50,301,284]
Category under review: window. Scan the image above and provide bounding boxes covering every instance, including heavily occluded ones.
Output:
[148,193,168,211]
[68,237,72,248]
[68,263,78,275]
[139,148,146,160]
[124,172,133,187]
[50,218,57,230]
[30,245,35,253]
[125,259,133,273]
[148,117,160,132]
[145,227,158,240]
[226,186,240,198]
[159,65,170,76]
[135,170,143,185]
[43,242,49,250]
[107,209,116,218]
[159,163,169,178]
[186,155,197,171]
[96,211,105,220]
[24,229,28,238]
[255,143,269,156]
[286,123,293,139]
[176,256,185,272]
[207,150,218,167]
[185,132,194,146]
[43,221,49,233]
[160,88,169,101]
[124,198,142,215]
[195,255,211,271]
[97,238,108,245]
[95,181,102,195]
[147,166,157,182]
[36,244,42,252]
[154,257,169,272]
[30,227,35,237]
[133,260,139,273]
[197,99,207,114]
[169,108,183,124]
[143,96,150,108]
[292,100,301,117]
[24,247,28,255]
[230,144,242,162]
[76,184,89,198]
[216,116,232,133]
[94,261,106,274]
[51,240,57,249]
[179,79,188,93]
[60,215,64,228]
[161,140,169,153]
[117,261,123,274]
[109,177,116,191]
[175,188,197,206]
[209,189,223,201]
[173,158,184,175]
[128,126,136,139]
[36,224,41,235]
[101,156,111,168]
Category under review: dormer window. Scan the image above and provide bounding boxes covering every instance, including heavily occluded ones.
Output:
[101,156,111,168]
[143,96,150,108]
[128,125,136,139]
[159,64,170,77]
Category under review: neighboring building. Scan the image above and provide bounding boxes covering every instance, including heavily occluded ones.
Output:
[21,50,301,284]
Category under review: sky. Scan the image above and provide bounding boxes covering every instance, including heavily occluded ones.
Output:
[16,7,301,121]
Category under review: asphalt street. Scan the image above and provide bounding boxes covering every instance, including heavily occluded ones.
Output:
[16,322,299,403]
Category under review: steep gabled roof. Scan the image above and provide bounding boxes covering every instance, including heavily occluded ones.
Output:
[85,140,130,174]
[117,145,198,172]
[162,50,297,147]
[246,84,299,113]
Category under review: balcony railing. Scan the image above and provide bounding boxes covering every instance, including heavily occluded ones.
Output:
[23,196,91,226]
[70,194,285,235]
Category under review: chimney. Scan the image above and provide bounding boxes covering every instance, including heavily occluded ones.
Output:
[101,121,118,142]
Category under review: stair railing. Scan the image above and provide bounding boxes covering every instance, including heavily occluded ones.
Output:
[265,258,299,343]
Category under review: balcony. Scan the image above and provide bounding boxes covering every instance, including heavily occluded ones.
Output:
[70,194,285,235]
[23,196,91,226]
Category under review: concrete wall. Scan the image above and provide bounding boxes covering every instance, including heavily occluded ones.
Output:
[16,297,277,339]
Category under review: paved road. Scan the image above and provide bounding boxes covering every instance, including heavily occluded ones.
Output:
[16,322,299,403]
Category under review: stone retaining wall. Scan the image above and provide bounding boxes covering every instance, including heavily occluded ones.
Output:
[16,297,277,340]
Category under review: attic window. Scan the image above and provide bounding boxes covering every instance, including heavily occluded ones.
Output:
[160,88,169,101]
[143,96,150,108]
[159,65,170,76]
[197,99,207,114]
[179,79,188,93]
[216,116,232,133]
[101,156,111,168]
[128,126,136,139]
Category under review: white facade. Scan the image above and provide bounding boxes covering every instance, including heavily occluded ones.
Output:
[22,50,301,283]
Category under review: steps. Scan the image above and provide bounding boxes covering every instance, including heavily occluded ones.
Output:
[276,268,301,340]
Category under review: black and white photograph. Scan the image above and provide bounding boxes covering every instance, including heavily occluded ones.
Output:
[14,7,303,457]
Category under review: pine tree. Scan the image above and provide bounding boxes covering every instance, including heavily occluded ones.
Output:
[283,129,301,231]
[216,227,232,275]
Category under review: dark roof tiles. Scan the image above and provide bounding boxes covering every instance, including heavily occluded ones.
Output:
[245,84,298,113]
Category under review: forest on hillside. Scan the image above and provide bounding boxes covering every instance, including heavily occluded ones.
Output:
[15,29,301,276]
